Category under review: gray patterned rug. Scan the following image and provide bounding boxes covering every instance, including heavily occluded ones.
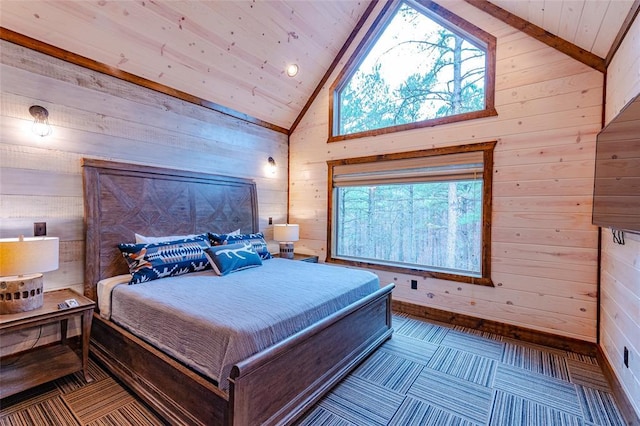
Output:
[0,314,626,425]
[297,314,626,426]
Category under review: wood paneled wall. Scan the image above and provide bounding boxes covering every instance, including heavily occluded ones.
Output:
[0,40,288,356]
[601,14,640,418]
[289,0,603,342]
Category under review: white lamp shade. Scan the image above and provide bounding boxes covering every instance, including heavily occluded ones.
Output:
[273,224,299,242]
[0,237,59,277]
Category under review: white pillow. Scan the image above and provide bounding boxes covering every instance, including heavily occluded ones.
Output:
[135,229,241,243]
[97,274,132,320]
[135,233,201,243]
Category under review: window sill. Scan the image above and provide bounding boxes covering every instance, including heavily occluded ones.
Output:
[326,257,494,287]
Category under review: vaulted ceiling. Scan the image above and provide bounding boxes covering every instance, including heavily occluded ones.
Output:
[1,0,637,133]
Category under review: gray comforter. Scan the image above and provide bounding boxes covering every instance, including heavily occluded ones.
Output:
[110,258,380,391]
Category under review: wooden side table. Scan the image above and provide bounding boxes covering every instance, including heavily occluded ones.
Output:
[274,253,319,263]
[0,288,95,398]
[292,253,319,263]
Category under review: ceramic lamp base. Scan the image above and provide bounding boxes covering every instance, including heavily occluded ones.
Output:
[279,242,295,259]
[0,274,44,314]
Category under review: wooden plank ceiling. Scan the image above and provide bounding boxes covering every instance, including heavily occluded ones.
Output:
[0,0,635,132]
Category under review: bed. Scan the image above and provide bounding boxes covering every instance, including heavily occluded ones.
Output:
[82,158,394,426]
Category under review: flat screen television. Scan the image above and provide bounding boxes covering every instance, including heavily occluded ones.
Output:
[592,93,640,234]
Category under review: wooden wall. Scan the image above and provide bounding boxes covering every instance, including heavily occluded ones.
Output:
[0,40,288,356]
[601,14,640,418]
[289,0,603,342]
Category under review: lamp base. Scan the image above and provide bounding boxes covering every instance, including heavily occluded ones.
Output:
[279,242,295,259]
[0,274,44,315]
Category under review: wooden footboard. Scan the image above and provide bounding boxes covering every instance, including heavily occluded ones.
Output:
[91,314,229,425]
[90,284,394,426]
[230,284,394,425]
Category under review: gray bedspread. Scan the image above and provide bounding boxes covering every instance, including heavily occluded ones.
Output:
[110,258,380,391]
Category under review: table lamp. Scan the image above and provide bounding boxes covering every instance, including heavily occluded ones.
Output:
[0,236,59,314]
[273,224,299,259]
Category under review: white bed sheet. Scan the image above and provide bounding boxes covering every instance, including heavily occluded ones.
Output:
[97,274,131,320]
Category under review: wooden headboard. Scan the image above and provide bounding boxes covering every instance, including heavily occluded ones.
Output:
[82,158,258,301]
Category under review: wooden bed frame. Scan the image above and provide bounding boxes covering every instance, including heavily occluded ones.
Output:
[82,158,394,425]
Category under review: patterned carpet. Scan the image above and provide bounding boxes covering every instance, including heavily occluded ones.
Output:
[297,314,626,426]
[0,314,626,426]
[0,359,161,425]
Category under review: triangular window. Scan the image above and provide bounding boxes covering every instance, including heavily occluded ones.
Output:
[330,0,496,141]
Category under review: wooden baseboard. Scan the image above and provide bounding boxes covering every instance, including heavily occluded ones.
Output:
[392,300,597,356]
[597,346,640,426]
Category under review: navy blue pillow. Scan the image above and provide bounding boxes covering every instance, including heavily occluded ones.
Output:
[203,243,262,276]
[118,236,211,284]
[208,232,272,260]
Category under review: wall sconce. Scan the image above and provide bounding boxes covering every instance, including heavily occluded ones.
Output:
[286,64,299,77]
[267,156,277,175]
[29,105,52,137]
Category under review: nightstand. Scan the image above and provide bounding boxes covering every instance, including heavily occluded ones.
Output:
[0,288,95,398]
[274,253,319,263]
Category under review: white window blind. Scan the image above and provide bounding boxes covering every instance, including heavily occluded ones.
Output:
[332,151,484,187]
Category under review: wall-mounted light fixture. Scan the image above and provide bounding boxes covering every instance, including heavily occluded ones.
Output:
[29,105,52,137]
[286,64,299,77]
[267,156,277,175]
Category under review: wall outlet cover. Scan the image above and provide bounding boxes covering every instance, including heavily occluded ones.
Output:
[34,222,47,236]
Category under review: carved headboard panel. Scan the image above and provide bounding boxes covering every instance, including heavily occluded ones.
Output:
[82,158,258,301]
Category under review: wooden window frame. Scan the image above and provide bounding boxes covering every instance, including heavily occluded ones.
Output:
[328,0,497,143]
[327,141,496,286]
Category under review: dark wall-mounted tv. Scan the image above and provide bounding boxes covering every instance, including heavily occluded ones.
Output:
[592,93,640,234]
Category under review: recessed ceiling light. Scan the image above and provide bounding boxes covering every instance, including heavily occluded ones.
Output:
[286,63,299,77]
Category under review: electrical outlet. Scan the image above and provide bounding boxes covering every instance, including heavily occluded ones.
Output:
[268,217,273,225]
[34,222,47,236]
[411,279,417,290]
[624,346,629,368]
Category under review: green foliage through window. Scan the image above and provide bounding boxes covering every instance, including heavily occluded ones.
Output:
[335,181,482,275]
[334,0,491,137]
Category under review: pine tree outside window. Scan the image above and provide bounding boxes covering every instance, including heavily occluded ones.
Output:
[330,0,496,141]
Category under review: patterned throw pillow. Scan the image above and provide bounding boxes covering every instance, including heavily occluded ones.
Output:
[203,243,262,276]
[208,232,272,260]
[118,236,211,284]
